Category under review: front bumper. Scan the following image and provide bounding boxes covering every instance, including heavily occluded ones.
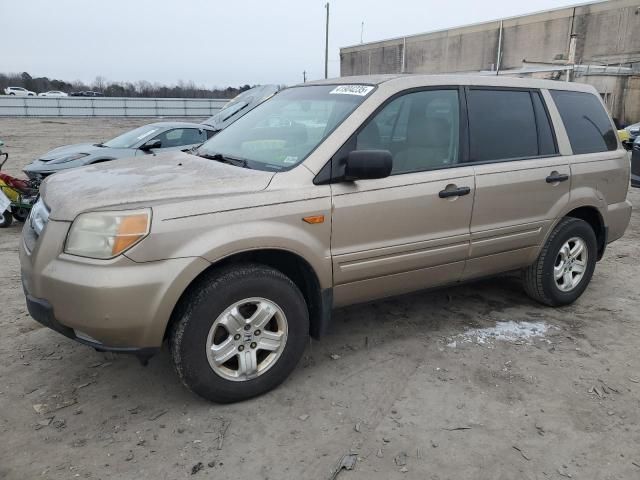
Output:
[20,219,210,350]
[24,286,159,361]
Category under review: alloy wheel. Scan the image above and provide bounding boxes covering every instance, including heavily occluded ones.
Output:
[206,297,288,381]
[554,237,588,292]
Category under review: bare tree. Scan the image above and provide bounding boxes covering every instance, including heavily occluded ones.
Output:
[93,75,107,91]
[0,71,256,99]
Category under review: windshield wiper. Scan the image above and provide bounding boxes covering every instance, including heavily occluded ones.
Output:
[197,152,248,168]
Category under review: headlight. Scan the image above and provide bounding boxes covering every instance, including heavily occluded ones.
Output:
[50,153,90,164]
[65,209,151,259]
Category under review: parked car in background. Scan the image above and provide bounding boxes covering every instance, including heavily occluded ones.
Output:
[619,129,632,150]
[4,86,36,96]
[20,75,631,403]
[38,91,68,97]
[23,122,216,180]
[70,91,104,97]
[625,121,640,142]
[203,84,279,133]
[631,136,640,187]
[23,85,279,180]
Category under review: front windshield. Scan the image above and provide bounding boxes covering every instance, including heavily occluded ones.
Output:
[198,84,374,171]
[103,125,163,149]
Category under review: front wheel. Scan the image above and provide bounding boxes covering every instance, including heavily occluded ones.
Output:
[12,207,29,223]
[0,209,12,228]
[522,217,597,306]
[169,264,309,403]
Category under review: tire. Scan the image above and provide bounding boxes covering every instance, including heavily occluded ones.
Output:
[522,217,597,306]
[0,209,12,228]
[169,263,309,403]
[12,208,29,223]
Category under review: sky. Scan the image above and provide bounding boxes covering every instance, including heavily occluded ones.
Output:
[1,0,591,88]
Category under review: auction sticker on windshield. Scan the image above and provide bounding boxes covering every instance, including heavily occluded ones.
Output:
[0,189,11,215]
[330,85,374,96]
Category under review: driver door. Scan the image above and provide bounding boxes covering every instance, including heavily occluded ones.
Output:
[330,88,475,307]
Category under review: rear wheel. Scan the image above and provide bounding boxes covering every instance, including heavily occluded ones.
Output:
[522,217,597,306]
[169,264,309,403]
[0,209,12,228]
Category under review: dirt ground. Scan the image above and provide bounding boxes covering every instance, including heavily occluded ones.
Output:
[1,118,639,480]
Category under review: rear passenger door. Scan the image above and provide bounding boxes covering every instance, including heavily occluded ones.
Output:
[463,88,570,280]
[330,88,475,306]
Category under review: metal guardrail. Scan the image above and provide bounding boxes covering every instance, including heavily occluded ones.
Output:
[0,96,228,117]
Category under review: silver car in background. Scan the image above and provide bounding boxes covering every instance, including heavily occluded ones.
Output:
[23,122,217,180]
[23,85,280,180]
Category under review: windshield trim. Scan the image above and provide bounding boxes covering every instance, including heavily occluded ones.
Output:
[199,83,378,173]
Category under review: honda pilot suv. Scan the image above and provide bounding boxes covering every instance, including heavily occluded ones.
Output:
[20,75,631,403]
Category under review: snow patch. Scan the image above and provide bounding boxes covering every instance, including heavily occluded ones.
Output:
[458,321,550,345]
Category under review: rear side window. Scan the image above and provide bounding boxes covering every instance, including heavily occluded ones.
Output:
[467,89,556,162]
[550,90,617,154]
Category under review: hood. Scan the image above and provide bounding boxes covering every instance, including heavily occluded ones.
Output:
[39,143,106,163]
[41,151,275,221]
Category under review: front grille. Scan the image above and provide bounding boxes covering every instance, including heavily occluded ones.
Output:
[23,220,38,252]
[24,197,49,253]
[29,197,49,237]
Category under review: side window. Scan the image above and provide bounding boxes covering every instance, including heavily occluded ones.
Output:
[355,89,459,174]
[153,128,206,148]
[467,89,542,162]
[550,90,617,154]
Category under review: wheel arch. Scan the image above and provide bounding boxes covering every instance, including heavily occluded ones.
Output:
[166,248,331,341]
[564,205,606,260]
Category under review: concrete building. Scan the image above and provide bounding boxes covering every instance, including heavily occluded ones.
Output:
[340,0,640,124]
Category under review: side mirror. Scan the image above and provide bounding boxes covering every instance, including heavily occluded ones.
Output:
[140,139,162,151]
[344,150,393,181]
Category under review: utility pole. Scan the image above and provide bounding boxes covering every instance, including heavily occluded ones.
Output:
[360,21,364,44]
[303,70,307,83]
[324,2,330,79]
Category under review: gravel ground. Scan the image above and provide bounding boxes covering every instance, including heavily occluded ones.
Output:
[0,118,639,479]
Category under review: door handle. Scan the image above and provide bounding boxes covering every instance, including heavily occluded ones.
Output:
[546,172,569,183]
[439,186,471,198]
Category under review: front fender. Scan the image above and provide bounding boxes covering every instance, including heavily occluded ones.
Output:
[126,196,333,290]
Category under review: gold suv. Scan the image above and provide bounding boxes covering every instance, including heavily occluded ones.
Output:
[20,75,632,403]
